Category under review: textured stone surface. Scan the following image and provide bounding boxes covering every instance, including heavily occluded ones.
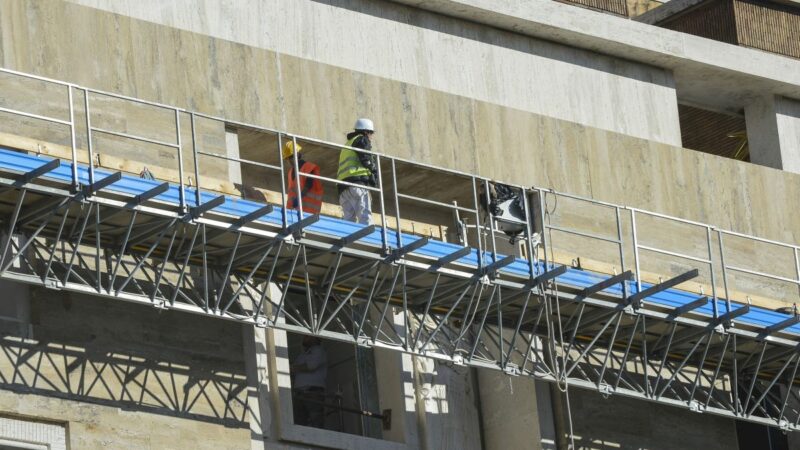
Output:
[0,288,251,449]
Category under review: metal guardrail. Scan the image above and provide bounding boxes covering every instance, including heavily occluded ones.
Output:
[3,66,800,431]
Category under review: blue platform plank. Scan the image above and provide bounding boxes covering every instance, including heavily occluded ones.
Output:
[1,147,797,336]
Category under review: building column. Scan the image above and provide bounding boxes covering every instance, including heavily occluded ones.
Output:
[745,95,800,173]
[225,126,243,184]
[242,323,274,449]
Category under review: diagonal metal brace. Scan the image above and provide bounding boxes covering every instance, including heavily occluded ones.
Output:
[479,255,516,279]
[742,343,800,371]
[430,246,471,270]
[574,270,632,302]
[283,214,319,237]
[189,195,225,219]
[234,204,274,227]
[716,304,750,325]
[758,313,800,339]
[386,237,429,263]
[493,265,569,306]
[627,269,698,308]
[82,172,122,196]
[337,224,375,247]
[667,296,708,320]
[528,265,568,289]
[16,158,60,184]
[652,304,751,355]
[134,182,169,205]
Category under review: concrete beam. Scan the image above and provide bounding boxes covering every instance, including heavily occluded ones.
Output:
[386,0,800,112]
[746,96,800,174]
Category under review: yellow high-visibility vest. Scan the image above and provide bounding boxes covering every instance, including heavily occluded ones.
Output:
[337,137,372,180]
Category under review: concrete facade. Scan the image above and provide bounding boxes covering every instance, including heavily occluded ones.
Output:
[747,95,800,174]
[0,0,798,449]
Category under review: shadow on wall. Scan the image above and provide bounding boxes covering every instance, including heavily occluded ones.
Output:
[0,291,249,428]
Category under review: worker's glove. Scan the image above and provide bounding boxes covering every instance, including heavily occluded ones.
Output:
[489,201,500,216]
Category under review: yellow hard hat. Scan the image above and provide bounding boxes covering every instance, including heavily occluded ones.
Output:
[282,140,302,160]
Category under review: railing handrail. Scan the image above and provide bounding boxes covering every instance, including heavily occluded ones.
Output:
[1,64,798,311]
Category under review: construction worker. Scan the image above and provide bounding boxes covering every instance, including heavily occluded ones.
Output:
[481,182,526,244]
[284,140,323,215]
[337,118,377,225]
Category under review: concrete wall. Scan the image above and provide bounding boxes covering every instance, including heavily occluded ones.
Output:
[64,0,682,147]
[565,388,740,450]
[0,286,251,449]
[1,0,799,250]
[747,95,800,174]
[1,0,799,448]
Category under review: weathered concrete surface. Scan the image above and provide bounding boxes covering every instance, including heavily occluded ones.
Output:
[0,1,796,448]
[747,96,800,174]
[1,0,798,253]
[0,287,251,449]
[64,0,682,146]
[565,388,739,450]
[386,0,800,114]
[478,370,546,450]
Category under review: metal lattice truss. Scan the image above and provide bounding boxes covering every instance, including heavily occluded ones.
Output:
[0,65,799,433]
[2,171,800,432]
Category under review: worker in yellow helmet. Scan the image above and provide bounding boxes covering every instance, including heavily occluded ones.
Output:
[337,118,377,225]
[283,140,323,215]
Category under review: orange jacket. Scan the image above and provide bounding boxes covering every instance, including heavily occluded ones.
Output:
[287,161,323,214]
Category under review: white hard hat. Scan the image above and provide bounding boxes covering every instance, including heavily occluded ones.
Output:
[353,118,374,132]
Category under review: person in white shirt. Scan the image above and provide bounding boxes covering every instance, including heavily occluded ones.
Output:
[291,335,328,428]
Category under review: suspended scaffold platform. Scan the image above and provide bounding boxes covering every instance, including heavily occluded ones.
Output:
[1,66,800,431]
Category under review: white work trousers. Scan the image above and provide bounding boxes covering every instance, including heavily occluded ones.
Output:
[339,186,373,225]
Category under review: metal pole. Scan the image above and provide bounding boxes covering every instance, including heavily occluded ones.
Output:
[175,109,186,211]
[706,226,719,319]
[718,230,732,313]
[521,189,537,280]
[615,207,628,298]
[537,189,549,271]
[390,159,402,249]
[375,154,389,253]
[472,177,484,270]
[83,89,95,186]
[277,133,288,228]
[190,113,202,207]
[794,247,800,298]
[291,135,303,221]
[482,180,498,266]
[67,86,79,189]
[631,209,641,292]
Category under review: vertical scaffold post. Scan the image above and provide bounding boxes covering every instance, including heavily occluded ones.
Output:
[631,209,642,293]
[67,86,79,190]
[794,247,800,298]
[706,226,719,319]
[175,109,186,212]
[536,189,549,271]
[190,113,202,208]
[277,133,288,229]
[482,179,498,267]
[390,159,402,250]
[375,154,389,253]
[615,206,628,299]
[718,230,732,314]
[472,176,484,270]
[290,135,304,222]
[83,89,96,187]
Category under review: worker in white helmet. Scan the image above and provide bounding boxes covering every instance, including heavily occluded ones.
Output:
[336,118,377,225]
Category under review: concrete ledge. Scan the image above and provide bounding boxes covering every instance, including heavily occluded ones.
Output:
[635,0,707,24]
[386,0,800,111]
